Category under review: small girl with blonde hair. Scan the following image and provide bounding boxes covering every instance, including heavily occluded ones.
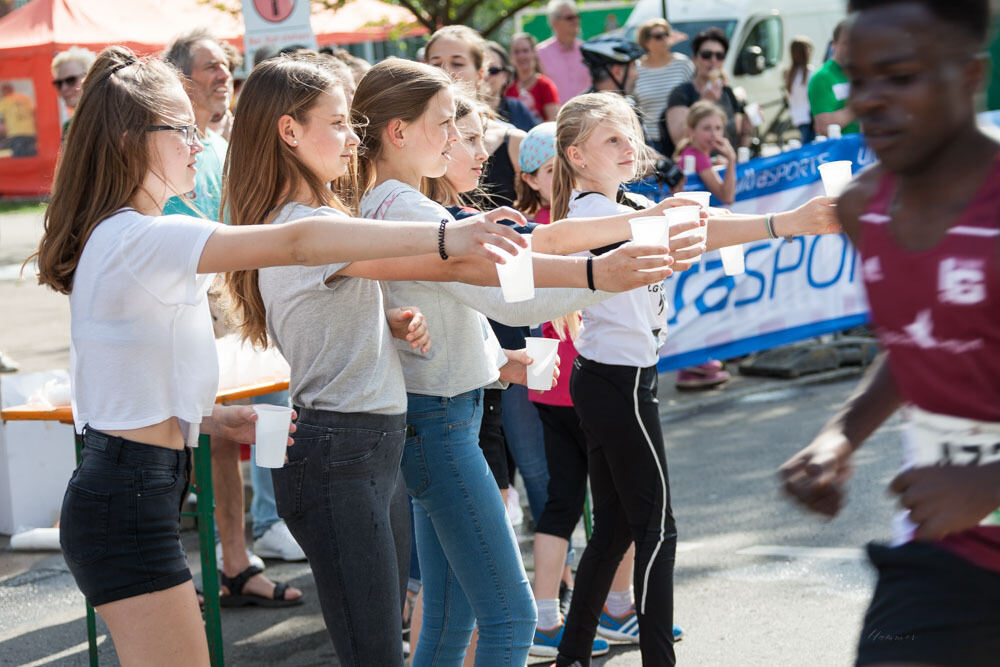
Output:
[674,99,737,205]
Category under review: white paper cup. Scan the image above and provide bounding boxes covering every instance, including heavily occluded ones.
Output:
[491,235,534,303]
[827,123,842,139]
[629,216,668,245]
[818,160,853,197]
[662,205,704,260]
[524,337,560,391]
[253,404,293,468]
[674,191,711,209]
[718,244,745,275]
[737,146,751,163]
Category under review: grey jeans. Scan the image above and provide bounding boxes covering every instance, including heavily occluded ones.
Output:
[271,407,409,666]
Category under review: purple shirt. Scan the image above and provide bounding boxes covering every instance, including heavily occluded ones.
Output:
[536,37,591,102]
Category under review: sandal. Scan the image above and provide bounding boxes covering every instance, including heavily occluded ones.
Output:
[219,565,303,608]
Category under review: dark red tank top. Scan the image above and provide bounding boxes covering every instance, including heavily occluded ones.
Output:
[860,156,1000,572]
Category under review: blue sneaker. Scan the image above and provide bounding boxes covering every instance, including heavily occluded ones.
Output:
[597,605,684,643]
[529,622,610,658]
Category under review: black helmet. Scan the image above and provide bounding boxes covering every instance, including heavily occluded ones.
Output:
[579,36,645,72]
[579,36,645,93]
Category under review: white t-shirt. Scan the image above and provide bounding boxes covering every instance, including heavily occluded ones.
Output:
[788,67,813,126]
[569,191,667,368]
[70,209,220,438]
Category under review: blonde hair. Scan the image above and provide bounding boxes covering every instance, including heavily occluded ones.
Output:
[424,89,490,206]
[50,46,96,77]
[37,47,187,294]
[352,58,454,198]
[636,18,672,50]
[223,54,352,348]
[673,100,726,160]
[510,32,541,76]
[550,92,651,221]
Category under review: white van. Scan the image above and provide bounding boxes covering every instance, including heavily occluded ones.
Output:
[623,0,846,128]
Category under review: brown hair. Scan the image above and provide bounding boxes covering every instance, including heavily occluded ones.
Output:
[636,18,672,50]
[509,32,541,76]
[223,54,351,348]
[37,46,186,294]
[352,58,453,197]
[784,36,813,91]
[425,25,487,71]
[550,92,651,221]
[672,100,726,160]
[424,89,490,206]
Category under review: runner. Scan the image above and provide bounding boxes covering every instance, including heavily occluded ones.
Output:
[779,2,1000,665]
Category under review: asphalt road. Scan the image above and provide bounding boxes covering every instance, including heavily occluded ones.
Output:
[0,374,903,666]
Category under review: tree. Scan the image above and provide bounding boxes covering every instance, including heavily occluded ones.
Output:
[388,0,545,38]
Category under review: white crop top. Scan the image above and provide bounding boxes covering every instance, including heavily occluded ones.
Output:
[69,208,220,439]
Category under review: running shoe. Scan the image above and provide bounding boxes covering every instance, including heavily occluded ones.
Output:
[530,623,609,658]
[597,605,684,643]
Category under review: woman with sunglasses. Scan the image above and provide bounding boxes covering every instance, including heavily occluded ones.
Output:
[665,27,749,156]
[507,33,560,122]
[632,19,694,156]
[482,41,537,133]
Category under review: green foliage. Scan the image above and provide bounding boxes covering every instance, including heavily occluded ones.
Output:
[387,0,546,38]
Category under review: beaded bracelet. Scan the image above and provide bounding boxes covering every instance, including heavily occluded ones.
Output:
[438,218,448,260]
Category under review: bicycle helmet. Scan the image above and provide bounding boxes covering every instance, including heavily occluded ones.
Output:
[579,36,645,93]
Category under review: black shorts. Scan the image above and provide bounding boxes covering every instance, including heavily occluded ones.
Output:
[857,541,1000,666]
[59,428,193,607]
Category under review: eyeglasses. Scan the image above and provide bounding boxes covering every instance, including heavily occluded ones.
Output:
[52,74,81,89]
[648,32,671,41]
[487,66,509,76]
[698,50,726,61]
[558,14,580,22]
[148,124,200,146]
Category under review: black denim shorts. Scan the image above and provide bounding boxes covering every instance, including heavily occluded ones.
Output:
[60,428,193,607]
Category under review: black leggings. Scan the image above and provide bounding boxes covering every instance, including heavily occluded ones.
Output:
[557,356,677,667]
[534,403,589,540]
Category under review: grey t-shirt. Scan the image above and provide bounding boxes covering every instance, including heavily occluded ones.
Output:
[257,202,407,415]
[360,179,612,398]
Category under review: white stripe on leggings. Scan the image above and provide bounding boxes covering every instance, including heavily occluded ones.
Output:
[632,368,668,615]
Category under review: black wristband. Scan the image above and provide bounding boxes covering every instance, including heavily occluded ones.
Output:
[586,256,596,291]
[438,218,448,260]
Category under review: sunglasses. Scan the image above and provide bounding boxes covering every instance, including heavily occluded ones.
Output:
[648,32,671,41]
[148,124,200,147]
[487,66,509,76]
[52,74,81,89]
[558,14,580,21]
[698,50,726,61]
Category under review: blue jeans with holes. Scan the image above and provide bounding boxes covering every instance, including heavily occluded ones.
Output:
[404,389,537,666]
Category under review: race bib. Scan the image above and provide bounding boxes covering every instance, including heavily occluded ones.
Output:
[832,82,851,101]
[893,407,1000,544]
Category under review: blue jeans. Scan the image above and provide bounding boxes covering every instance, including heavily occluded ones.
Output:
[501,383,548,524]
[250,390,288,539]
[404,390,536,666]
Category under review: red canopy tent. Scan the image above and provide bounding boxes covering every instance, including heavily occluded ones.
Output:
[0,0,424,196]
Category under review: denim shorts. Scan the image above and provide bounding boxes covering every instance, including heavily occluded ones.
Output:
[60,428,193,607]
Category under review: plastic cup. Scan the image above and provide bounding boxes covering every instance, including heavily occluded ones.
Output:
[629,216,667,245]
[253,404,293,468]
[818,160,853,197]
[664,205,705,264]
[491,235,535,303]
[524,336,560,391]
[827,123,842,139]
[737,146,751,163]
[718,244,746,275]
[674,191,711,209]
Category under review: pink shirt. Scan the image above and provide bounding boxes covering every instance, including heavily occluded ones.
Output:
[536,37,591,103]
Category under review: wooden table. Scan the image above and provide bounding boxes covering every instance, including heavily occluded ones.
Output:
[1,378,290,667]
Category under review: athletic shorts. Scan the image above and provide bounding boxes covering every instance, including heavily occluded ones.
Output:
[856,541,1000,666]
[59,428,193,607]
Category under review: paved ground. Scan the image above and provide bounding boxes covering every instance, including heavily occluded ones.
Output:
[0,208,883,665]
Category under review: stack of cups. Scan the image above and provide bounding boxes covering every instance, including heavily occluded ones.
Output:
[253,404,294,468]
[491,235,535,302]
[524,337,560,391]
[818,160,853,197]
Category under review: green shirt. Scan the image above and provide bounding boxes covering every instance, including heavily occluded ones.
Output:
[163,128,228,221]
[807,59,859,135]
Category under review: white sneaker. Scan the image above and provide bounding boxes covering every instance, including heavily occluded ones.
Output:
[253,520,306,561]
[215,543,266,572]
